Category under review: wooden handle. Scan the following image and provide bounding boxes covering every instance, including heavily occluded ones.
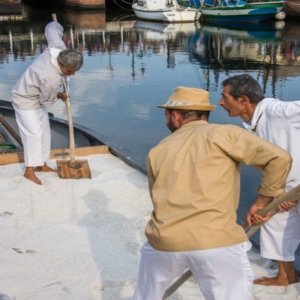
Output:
[62,80,76,163]
[65,98,76,163]
[162,184,300,299]
[243,185,300,236]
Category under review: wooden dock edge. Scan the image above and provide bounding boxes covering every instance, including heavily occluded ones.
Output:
[0,145,110,165]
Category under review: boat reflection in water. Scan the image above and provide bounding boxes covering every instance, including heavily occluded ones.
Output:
[133,20,199,39]
[188,21,300,94]
[2,13,300,126]
[3,10,300,84]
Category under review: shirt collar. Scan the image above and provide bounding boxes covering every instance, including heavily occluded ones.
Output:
[180,119,208,130]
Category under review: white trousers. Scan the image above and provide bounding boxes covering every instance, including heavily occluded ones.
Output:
[133,241,253,300]
[14,106,51,167]
[260,202,300,261]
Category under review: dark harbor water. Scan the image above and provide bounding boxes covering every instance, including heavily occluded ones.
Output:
[1,6,300,232]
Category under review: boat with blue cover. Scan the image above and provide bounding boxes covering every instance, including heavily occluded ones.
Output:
[178,0,285,23]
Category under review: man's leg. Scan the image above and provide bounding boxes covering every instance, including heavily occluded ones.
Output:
[24,166,42,185]
[133,242,187,300]
[35,163,56,172]
[257,206,300,286]
[14,107,46,184]
[188,242,253,300]
[254,261,297,286]
[40,106,56,172]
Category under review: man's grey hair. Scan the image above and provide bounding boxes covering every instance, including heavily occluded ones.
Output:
[222,74,264,104]
[57,49,83,71]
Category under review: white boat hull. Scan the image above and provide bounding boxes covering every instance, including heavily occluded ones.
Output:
[132,4,201,22]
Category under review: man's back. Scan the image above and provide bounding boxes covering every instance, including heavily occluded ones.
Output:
[146,120,290,252]
[12,50,61,110]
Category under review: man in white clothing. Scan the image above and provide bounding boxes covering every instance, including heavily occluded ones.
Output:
[12,38,83,184]
[219,74,300,286]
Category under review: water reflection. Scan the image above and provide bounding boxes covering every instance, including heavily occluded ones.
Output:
[2,11,300,76]
[188,22,300,94]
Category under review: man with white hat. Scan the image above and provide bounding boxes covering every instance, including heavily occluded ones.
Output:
[133,86,292,300]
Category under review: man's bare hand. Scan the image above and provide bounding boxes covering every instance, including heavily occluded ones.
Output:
[278,200,296,212]
[57,92,68,102]
[246,195,273,226]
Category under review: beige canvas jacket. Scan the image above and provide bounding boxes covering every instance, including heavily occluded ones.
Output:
[146,120,291,251]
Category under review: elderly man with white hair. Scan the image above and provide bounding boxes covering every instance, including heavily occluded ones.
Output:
[133,86,292,300]
[11,21,83,185]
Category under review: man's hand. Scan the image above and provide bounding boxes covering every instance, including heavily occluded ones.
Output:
[246,195,273,226]
[57,91,68,102]
[278,200,296,212]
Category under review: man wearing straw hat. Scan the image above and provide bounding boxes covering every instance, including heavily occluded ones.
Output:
[11,21,83,185]
[133,86,292,300]
[219,74,300,286]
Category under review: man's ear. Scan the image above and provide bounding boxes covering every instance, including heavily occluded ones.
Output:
[239,95,252,112]
[239,95,251,103]
[171,110,184,128]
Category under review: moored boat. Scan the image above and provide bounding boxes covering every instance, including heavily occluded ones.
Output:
[200,0,285,23]
[0,99,103,162]
[0,99,144,173]
[177,0,285,23]
[132,0,201,23]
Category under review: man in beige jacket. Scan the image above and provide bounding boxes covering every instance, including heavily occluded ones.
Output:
[133,86,292,300]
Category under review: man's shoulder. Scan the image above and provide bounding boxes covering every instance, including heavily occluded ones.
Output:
[262,97,299,110]
[28,52,57,78]
[31,51,52,67]
[262,97,300,116]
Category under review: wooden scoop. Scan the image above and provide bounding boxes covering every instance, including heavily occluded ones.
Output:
[56,78,91,179]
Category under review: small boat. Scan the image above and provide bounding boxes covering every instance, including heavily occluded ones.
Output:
[0,99,103,160]
[178,0,285,23]
[200,0,285,23]
[0,99,144,173]
[132,0,201,23]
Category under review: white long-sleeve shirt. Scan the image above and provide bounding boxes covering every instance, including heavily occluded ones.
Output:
[244,98,300,190]
[11,49,63,110]
[45,21,67,50]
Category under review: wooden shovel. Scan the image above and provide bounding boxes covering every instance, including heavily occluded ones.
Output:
[162,184,300,299]
[56,78,91,179]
